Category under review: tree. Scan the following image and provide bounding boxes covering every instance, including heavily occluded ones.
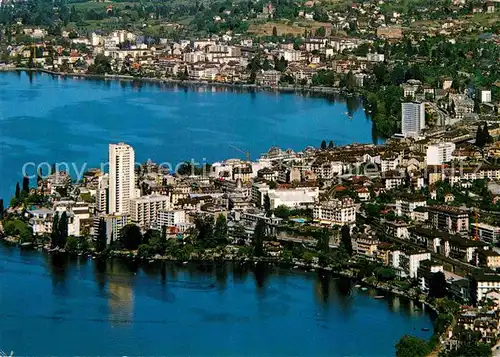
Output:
[253,219,266,257]
[320,140,327,150]
[340,225,353,256]
[214,214,228,245]
[15,182,20,199]
[429,271,447,298]
[395,335,430,357]
[87,54,112,75]
[476,124,485,148]
[345,70,356,91]
[22,176,30,194]
[194,215,215,246]
[375,267,396,281]
[37,167,43,184]
[483,124,492,144]
[316,228,330,255]
[96,218,107,253]
[65,236,79,254]
[328,140,335,149]
[272,26,277,36]
[263,194,271,216]
[120,224,143,250]
[51,212,60,248]
[274,205,290,219]
[58,211,68,248]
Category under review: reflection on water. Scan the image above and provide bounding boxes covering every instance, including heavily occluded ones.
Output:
[47,253,69,293]
[0,243,435,356]
[253,262,269,292]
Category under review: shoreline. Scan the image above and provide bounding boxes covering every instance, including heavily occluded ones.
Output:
[1,235,437,317]
[0,66,354,97]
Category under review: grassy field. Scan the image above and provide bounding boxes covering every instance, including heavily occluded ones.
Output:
[71,1,138,10]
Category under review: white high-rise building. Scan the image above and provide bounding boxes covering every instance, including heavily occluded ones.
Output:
[109,143,136,214]
[426,142,456,165]
[401,102,425,138]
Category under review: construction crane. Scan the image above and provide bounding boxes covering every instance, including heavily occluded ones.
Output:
[229,144,251,162]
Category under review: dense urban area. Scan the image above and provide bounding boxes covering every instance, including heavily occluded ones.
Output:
[0,0,499,356]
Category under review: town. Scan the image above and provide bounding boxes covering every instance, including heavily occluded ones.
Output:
[0,0,499,356]
[0,0,499,137]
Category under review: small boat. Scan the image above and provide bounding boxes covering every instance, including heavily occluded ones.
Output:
[148,260,154,263]
[354,284,361,288]
[183,261,188,265]
[421,328,430,332]
[361,287,368,291]
[374,295,385,299]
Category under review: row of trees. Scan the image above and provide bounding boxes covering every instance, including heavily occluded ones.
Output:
[320,140,336,150]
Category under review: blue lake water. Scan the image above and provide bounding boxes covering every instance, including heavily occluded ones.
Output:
[0,71,425,356]
[0,244,433,356]
[0,71,378,202]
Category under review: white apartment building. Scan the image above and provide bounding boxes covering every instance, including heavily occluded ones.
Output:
[183,51,206,63]
[268,189,318,209]
[96,174,108,214]
[155,209,192,232]
[156,209,186,227]
[279,49,302,62]
[93,214,129,245]
[480,90,492,103]
[395,196,427,217]
[27,208,81,237]
[390,250,431,278]
[313,198,356,225]
[426,142,456,165]
[109,143,136,215]
[402,102,425,138]
[130,194,170,228]
[366,52,385,62]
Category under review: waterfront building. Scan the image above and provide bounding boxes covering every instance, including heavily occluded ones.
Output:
[109,143,136,215]
[130,193,170,228]
[93,214,129,245]
[354,235,379,257]
[390,249,431,278]
[26,208,80,236]
[401,102,425,138]
[418,260,444,292]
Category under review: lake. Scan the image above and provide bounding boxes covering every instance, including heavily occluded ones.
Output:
[0,71,420,356]
[0,244,433,356]
[0,70,379,203]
